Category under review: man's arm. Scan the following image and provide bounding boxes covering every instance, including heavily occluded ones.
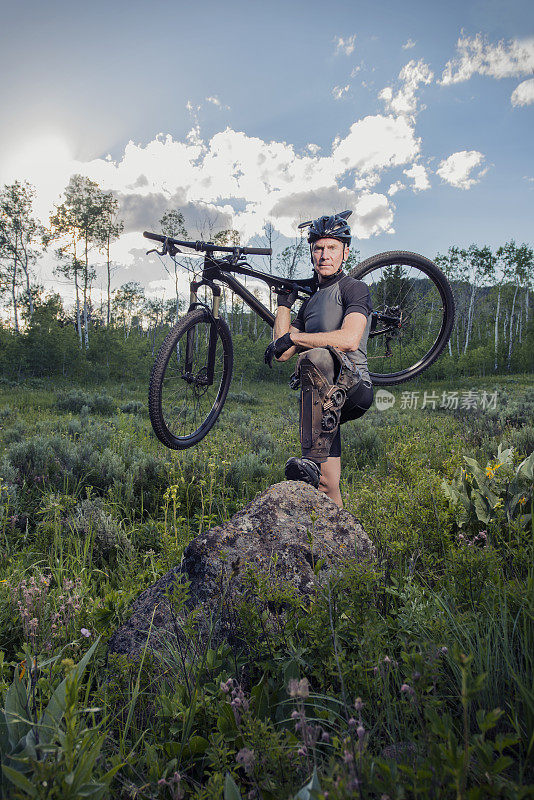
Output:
[290,311,368,353]
[273,306,300,361]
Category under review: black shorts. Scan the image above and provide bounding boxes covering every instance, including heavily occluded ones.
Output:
[329,381,373,458]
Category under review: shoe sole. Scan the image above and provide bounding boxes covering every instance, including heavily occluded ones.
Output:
[285,463,320,488]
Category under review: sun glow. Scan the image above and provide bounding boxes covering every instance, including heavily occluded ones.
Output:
[0,133,75,220]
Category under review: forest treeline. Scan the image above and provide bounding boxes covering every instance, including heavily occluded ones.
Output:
[0,175,533,382]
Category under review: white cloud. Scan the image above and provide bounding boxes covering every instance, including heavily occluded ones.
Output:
[441,34,534,84]
[402,39,416,50]
[334,35,356,56]
[0,103,426,275]
[205,95,230,110]
[332,84,350,100]
[379,59,433,117]
[436,150,487,189]
[387,181,404,196]
[352,192,394,238]
[511,77,534,106]
[403,163,430,191]
[331,114,421,177]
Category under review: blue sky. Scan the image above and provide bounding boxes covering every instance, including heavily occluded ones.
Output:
[0,0,533,298]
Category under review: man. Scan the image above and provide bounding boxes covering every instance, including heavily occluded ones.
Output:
[264,212,373,508]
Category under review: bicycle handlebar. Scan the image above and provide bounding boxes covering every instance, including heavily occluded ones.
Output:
[143,231,271,257]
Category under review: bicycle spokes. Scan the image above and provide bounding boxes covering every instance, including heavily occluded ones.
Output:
[356,259,451,379]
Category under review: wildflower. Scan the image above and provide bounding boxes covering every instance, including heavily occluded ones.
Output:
[356,724,365,742]
[401,683,415,698]
[440,646,448,655]
[485,466,495,479]
[354,697,363,712]
[348,717,356,728]
[236,747,255,775]
[288,677,310,698]
[297,747,307,757]
[321,731,330,742]
[519,496,527,505]
[343,749,354,764]
[80,628,90,638]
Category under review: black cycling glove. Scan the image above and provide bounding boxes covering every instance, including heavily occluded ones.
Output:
[276,285,299,309]
[264,332,295,368]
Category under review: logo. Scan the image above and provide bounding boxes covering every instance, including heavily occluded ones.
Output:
[375,389,395,411]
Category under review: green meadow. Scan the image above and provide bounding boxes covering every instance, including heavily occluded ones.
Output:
[0,372,533,798]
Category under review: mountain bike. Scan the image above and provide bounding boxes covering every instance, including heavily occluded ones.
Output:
[143,229,455,450]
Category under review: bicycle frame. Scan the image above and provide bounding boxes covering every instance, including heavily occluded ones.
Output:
[188,252,316,327]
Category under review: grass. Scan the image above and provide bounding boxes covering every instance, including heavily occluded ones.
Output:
[0,372,533,798]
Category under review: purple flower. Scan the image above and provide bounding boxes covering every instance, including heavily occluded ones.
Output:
[80,628,90,638]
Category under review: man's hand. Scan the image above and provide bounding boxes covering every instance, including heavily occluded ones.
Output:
[264,332,295,368]
[275,284,299,309]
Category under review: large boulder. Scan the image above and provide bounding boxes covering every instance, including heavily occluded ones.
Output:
[108,481,374,658]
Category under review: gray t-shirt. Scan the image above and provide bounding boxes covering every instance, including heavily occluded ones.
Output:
[291,272,373,385]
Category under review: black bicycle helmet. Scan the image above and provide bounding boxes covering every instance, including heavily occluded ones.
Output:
[307,212,352,245]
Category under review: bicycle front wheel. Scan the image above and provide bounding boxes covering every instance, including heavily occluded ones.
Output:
[350,251,455,386]
[148,308,233,449]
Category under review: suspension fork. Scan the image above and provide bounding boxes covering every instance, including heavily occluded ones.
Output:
[187,279,222,385]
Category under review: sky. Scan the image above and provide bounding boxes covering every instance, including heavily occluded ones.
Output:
[0,0,533,304]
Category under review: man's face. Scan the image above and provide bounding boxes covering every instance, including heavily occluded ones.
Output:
[311,238,349,279]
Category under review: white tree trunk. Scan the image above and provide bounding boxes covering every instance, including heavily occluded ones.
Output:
[463,284,477,354]
[494,285,501,372]
[507,284,519,371]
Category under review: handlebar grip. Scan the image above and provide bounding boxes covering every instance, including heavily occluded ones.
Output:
[242,247,272,256]
[143,231,165,242]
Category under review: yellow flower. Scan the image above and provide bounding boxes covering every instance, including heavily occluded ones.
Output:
[486,466,495,479]
[519,496,527,506]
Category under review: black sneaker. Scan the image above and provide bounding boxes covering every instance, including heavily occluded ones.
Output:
[284,457,321,489]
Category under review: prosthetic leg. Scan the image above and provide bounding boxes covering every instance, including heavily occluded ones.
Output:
[285,347,362,486]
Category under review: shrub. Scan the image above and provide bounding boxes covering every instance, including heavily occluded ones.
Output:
[0,433,163,512]
[0,404,14,420]
[56,389,115,415]
[226,390,259,406]
[70,497,131,565]
[226,448,271,490]
[120,400,144,414]
[2,423,26,445]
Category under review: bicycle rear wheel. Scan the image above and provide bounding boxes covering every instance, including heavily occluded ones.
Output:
[149,307,233,449]
[350,251,455,385]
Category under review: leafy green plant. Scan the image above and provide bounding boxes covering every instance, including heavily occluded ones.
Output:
[442,443,533,528]
[0,638,121,799]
